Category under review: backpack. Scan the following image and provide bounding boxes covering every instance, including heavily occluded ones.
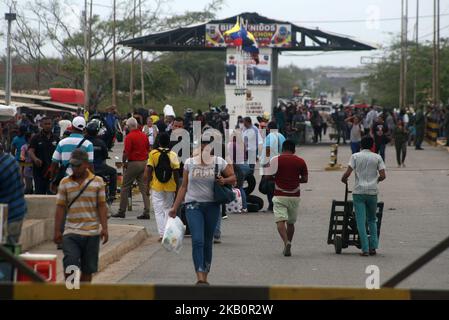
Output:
[154,148,173,183]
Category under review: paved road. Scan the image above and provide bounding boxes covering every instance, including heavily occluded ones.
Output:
[103,141,449,289]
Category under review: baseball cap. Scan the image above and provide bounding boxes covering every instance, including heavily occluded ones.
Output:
[72,116,86,130]
[69,148,89,166]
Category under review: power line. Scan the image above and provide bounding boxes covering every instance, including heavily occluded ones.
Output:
[291,13,449,24]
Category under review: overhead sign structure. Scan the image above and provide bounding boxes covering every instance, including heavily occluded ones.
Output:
[206,23,292,49]
[226,53,271,86]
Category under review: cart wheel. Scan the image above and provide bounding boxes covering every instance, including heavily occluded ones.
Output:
[334,236,343,254]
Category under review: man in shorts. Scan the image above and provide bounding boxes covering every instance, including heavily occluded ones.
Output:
[267,140,308,256]
[54,149,109,282]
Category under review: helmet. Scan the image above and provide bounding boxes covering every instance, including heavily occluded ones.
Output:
[86,119,101,136]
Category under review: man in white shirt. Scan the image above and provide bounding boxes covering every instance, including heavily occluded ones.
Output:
[364,106,378,135]
[341,136,386,257]
[242,117,263,173]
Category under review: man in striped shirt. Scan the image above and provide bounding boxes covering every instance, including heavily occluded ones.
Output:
[51,116,94,189]
[54,149,108,282]
[341,136,386,257]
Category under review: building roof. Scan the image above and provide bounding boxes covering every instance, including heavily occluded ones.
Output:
[119,12,376,52]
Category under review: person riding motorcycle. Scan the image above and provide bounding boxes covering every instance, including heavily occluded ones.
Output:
[85,120,117,205]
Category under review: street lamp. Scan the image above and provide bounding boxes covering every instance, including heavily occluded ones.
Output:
[5,11,16,106]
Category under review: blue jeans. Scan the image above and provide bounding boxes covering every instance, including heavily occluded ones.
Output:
[185,202,221,273]
[376,144,386,162]
[353,194,379,253]
[350,141,361,154]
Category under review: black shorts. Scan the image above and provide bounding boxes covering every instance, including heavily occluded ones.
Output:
[62,234,100,275]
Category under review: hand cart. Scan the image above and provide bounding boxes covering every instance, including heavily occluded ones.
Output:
[327,183,384,254]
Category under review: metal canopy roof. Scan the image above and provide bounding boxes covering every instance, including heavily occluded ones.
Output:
[119,12,376,52]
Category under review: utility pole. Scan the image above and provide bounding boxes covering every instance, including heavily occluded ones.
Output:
[139,0,145,107]
[88,0,93,112]
[413,0,419,108]
[37,20,41,92]
[129,0,136,108]
[112,0,117,107]
[399,0,408,109]
[436,0,440,106]
[432,0,440,106]
[83,0,89,109]
[4,7,16,106]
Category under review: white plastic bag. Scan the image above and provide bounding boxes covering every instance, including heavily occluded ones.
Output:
[226,188,243,213]
[162,216,186,254]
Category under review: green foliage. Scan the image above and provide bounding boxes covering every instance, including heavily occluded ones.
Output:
[366,38,449,106]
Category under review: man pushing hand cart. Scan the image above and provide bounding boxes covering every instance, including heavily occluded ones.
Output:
[329,136,386,256]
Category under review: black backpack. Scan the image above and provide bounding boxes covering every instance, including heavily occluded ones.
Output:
[154,148,173,183]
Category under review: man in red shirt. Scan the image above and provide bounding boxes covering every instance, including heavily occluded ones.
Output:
[267,140,308,257]
[112,117,151,219]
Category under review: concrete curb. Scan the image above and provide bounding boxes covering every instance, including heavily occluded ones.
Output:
[19,219,49,251]
[98,225,149,272]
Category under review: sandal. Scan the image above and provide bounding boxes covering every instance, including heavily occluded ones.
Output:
[360,252,369,257]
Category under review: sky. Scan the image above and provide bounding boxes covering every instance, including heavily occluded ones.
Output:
[1,0,448,68]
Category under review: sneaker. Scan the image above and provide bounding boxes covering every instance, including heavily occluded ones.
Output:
[196,280,210,286]
[57,243,63,250]
[369,249,377,256]
[111,212,126,218]
[402,164,406,168]
[222,214,228,220]
[214,238,222,244]
[283,242,292,257]
[137,213,150,220]
[241,208,248,214]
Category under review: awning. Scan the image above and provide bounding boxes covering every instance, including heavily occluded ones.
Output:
[38,100,80,113]
[49,88,84,105]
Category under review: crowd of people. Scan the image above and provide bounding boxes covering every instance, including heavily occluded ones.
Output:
[1,100,449,285]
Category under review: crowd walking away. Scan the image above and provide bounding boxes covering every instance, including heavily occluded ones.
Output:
[1,100,448,285]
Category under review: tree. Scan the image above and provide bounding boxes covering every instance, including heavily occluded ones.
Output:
[366,38,449,107]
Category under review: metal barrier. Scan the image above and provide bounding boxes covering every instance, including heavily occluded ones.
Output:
[425,118,440,146]
[0,245,45,283]
[0,283,448,300]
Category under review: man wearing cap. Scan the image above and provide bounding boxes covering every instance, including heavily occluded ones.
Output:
[54,149,108,283]
[51,116,94,184]
[112,117,151,219]
[50,117,94,248]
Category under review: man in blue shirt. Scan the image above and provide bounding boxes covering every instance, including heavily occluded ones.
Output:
[0,142,27,244]
[11,126,27,162]
[261,121,286,212]
[51,116,94,185]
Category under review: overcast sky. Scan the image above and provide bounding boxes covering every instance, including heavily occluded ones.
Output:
[1,0,448,68]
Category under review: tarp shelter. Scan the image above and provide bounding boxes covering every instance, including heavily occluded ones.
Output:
[0,105,17,121]
[119,12,376,126]
[49,88,84,105]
